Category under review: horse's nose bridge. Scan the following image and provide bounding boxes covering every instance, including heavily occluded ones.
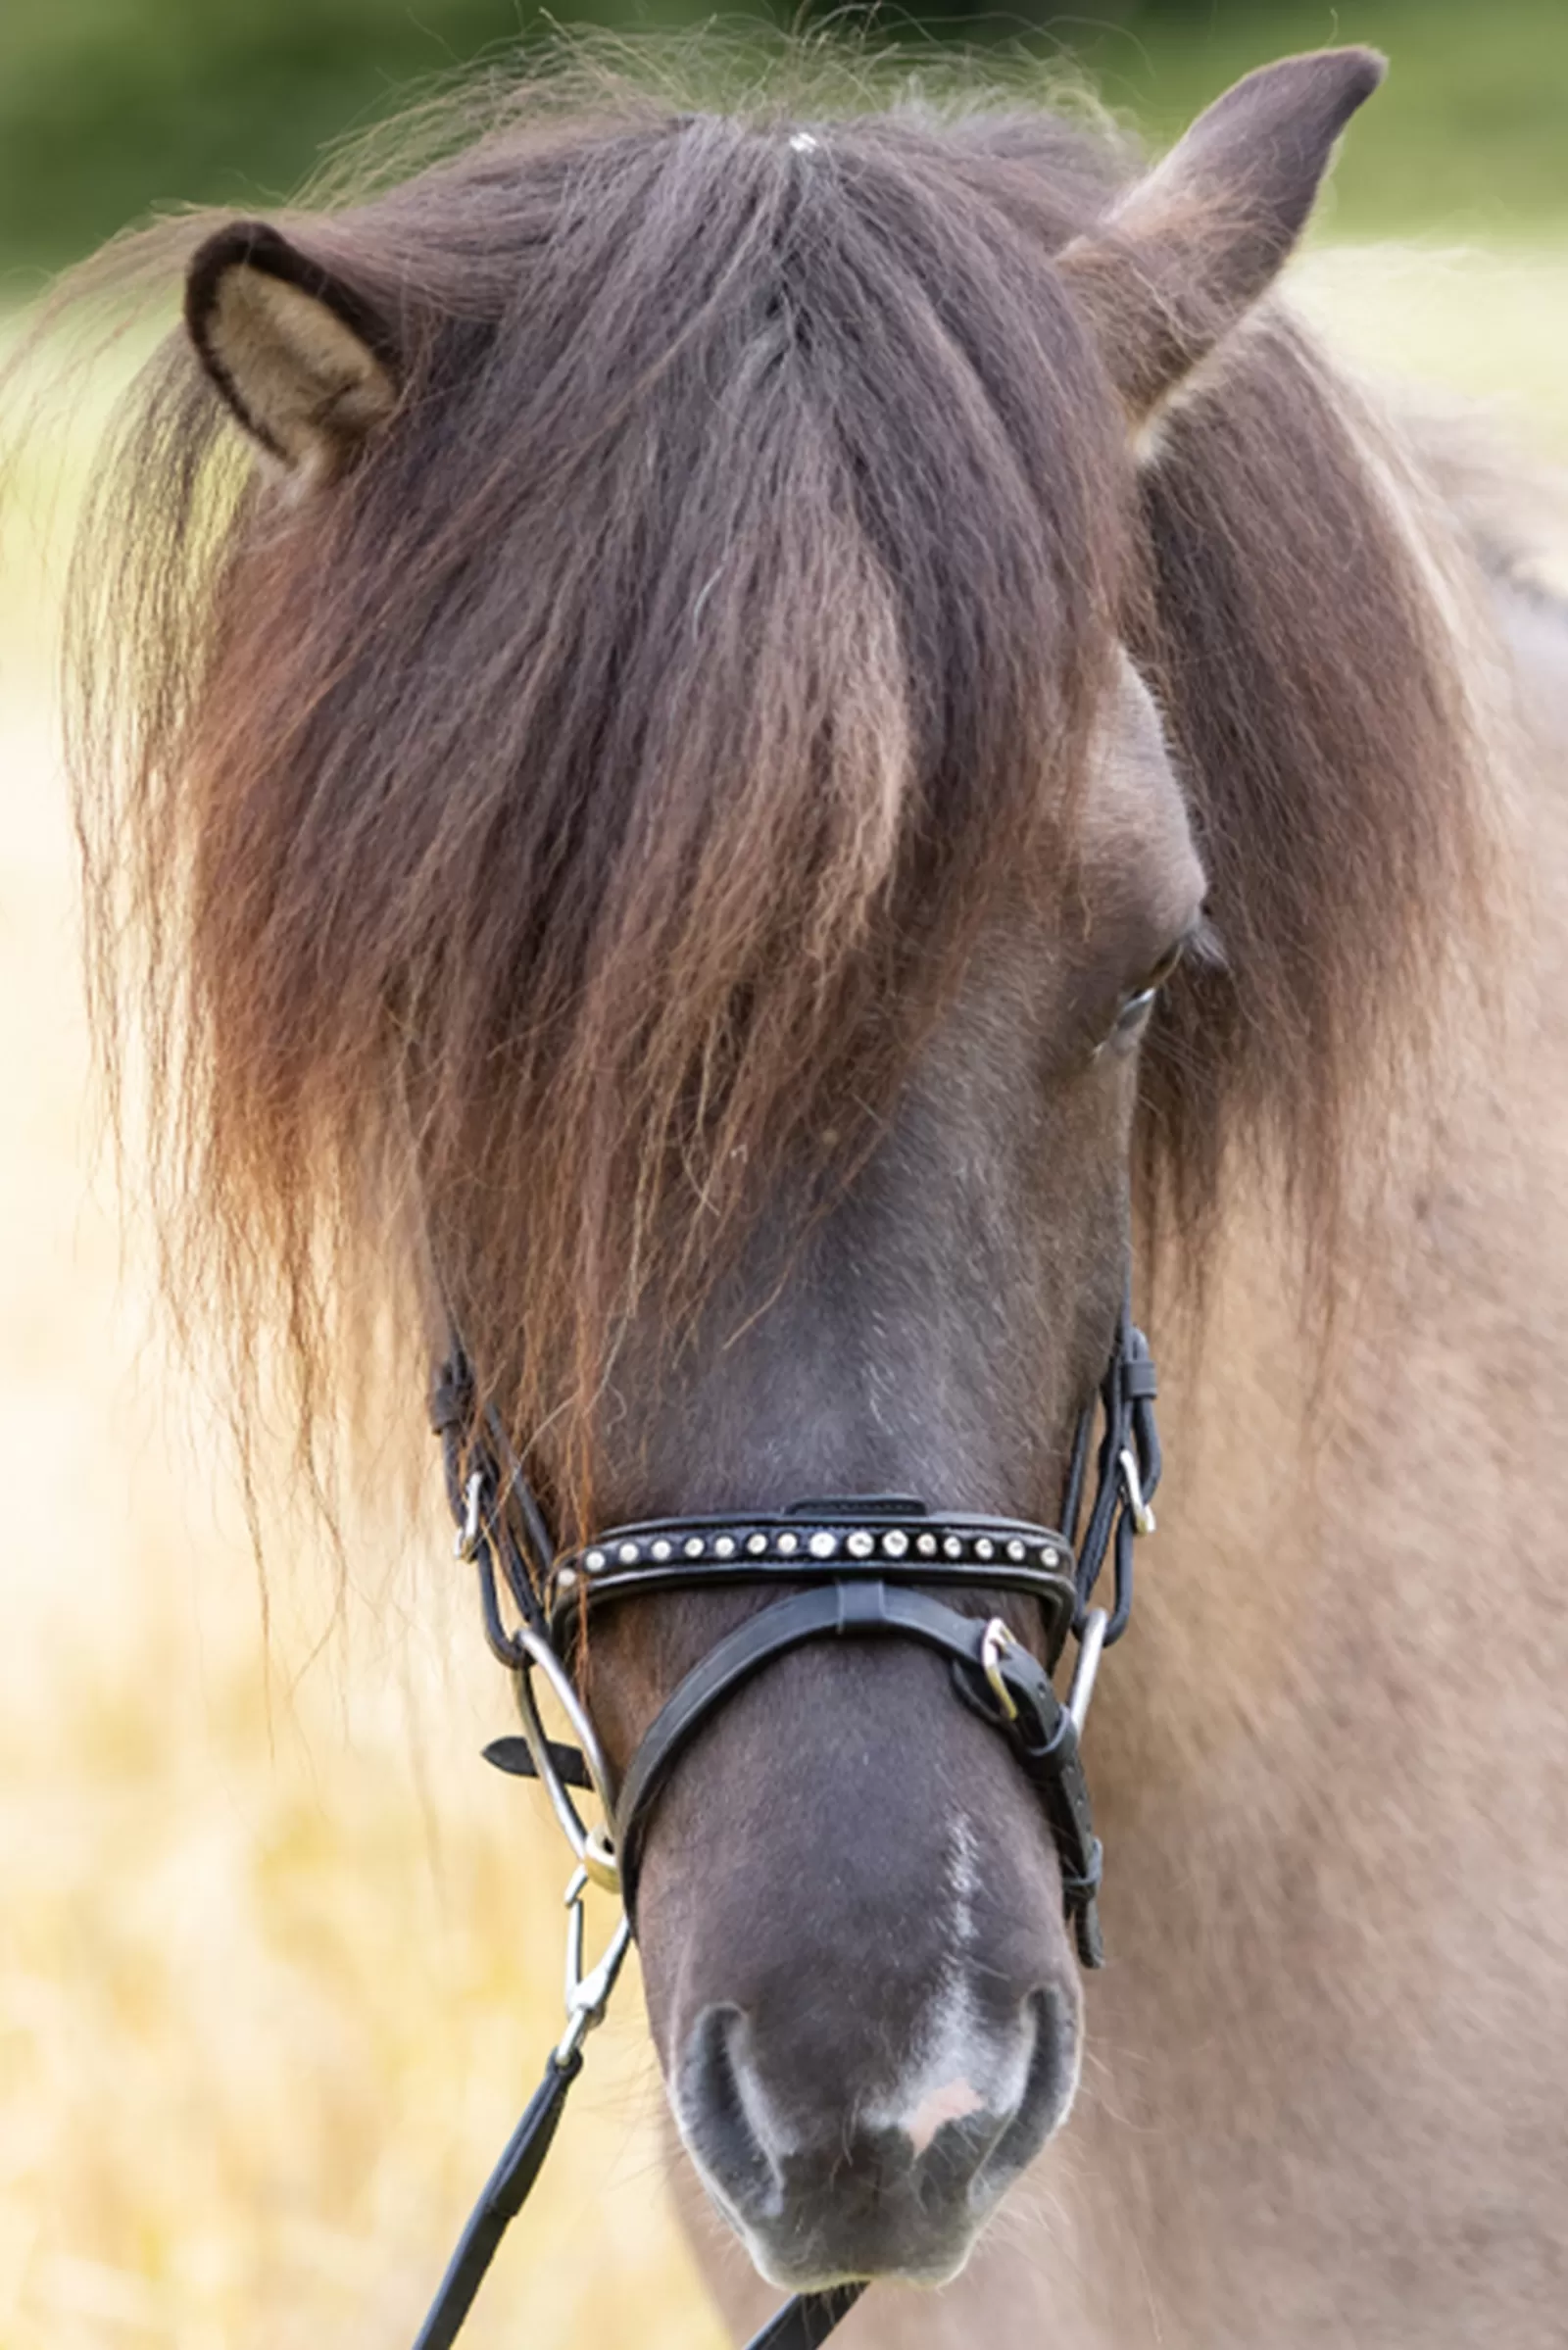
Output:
[643,1634,1072,2095]
[568,1110,1046,1538]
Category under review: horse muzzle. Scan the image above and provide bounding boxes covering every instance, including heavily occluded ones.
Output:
[675,1973,1082,2288]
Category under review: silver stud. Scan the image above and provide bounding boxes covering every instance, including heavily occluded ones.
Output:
[1040,1545,1058,1569]
[1007,1540,1026,1561]
[714,1535,736,1559]
[916,1533,938,1557]
[846,1531,875,1558]
[808,1531,838,1559]
[651,1539,672,1562]
[585,1549,607,1573]
[683,1537,706,1559]
[974,1537,995,1562]
[882,1530,909,1559]
[747,1533,768,1556]
[943,1536,963,1559]
[617,1542,641,1566]
[556,1566,578,1593]
[777,1532,799,1556]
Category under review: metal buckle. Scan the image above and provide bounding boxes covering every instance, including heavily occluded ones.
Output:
[979,1618,1020,1723]
[455,1468,485,1561]
[1118,1445,1156,1538]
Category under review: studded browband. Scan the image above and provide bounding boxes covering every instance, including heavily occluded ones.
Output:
[495,1495,1096,1938]
[548,1498,1079,1651]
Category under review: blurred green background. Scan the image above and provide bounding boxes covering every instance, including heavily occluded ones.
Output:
[3,0,1567,284]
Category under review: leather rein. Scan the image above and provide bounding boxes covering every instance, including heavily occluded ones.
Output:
[410,1293,1160,2350]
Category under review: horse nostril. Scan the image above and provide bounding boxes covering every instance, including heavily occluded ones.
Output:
[971,1983,1080,2205]
[677,2004,784,2223]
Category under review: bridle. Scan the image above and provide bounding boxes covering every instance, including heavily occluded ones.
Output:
[410,1289,1160,2350]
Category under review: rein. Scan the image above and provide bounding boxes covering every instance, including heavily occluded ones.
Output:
[410,1296,1160,2350]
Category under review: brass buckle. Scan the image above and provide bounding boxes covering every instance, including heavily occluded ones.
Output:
[979,1617,1020,1723]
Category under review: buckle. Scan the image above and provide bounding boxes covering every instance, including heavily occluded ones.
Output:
[1118,1445,1156,1538]
[979,1618,1021,1723]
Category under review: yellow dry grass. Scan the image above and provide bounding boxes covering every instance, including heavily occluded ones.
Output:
[1,241,1563,2350]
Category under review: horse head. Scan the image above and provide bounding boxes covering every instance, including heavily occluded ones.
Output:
[74,42,1487,2300]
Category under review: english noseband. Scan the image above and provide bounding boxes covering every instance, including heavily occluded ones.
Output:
[411,1294,1160,2350]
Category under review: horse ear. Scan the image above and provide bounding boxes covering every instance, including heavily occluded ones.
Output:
[1059,48,1384,423]
[184,220,400,480]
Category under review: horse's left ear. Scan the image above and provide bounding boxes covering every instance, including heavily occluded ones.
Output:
[1059,48,1385,422]
[184,220,400,480]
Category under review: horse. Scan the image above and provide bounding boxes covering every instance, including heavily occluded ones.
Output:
[48,38,1568,2347]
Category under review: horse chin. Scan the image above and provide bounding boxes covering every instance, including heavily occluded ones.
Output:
[748,2242,974,2296]
[710,2173,1007,2296]
[711,2192,984,2297]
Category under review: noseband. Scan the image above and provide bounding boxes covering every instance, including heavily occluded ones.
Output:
[411,1296,1160,2350]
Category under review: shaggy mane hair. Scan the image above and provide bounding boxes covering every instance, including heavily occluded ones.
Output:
[44,46,1493,1518]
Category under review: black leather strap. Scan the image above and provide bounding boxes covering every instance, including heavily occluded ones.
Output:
[550,1503,1079,1668]
[976,1645,1104,1969]
[415,1290,1159,2350]
[409,2050,865,2350]
[410,2048,583,2350]
[746,2284,869,2348]
[613,1580,1103,1961]
[483,1735,594,1790]
[1067,1300,1159,1643]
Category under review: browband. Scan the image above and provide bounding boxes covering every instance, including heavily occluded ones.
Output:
[547,1496,1079,1659]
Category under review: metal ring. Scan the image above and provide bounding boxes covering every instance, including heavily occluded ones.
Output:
[1067,1606,1109,1735]
[512,1626,622,1889]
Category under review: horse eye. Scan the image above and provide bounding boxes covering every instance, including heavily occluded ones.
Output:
[1104,937,1188,1048]
[1113,985,1159,1034]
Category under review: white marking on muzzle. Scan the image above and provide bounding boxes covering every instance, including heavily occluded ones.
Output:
[906,2075,987,2157]
[862,1813,1034,2152]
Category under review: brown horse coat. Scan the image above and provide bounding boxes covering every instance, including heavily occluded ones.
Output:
[37,42,1568,2345]
[691,479,1568,2345]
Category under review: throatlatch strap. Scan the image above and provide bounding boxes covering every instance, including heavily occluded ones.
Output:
[411,2049,582,2350]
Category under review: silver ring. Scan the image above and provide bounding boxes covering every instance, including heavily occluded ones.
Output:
[513,1626,621,1890]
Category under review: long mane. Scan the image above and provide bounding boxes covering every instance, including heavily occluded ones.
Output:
[50,50,1494,1508]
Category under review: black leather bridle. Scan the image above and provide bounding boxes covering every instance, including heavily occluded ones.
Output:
[409,1292,1160,2350]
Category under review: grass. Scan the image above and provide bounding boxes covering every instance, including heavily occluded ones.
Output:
[1,232,1565,2347]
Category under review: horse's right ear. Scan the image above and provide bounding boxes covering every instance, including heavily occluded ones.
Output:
[184,220,400,481]
[1059,47,1385,424]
